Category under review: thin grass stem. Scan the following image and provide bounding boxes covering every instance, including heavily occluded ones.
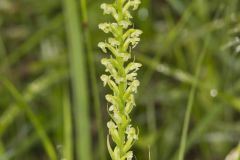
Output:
[63,87,73,160]
[79,0,106,159]
[178,37,209,160]
[62,0,92,159]
[146,102,157,160]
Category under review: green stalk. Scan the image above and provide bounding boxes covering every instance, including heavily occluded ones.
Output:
[62,0,92,159]
[0,78,57,160]
[79,0,106,159]
[0,140,4,154]
[178,38,209,160]
[63,87,73,160]
[146,102,157,160]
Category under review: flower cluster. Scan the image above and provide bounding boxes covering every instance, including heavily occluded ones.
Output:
[98,0,142,159]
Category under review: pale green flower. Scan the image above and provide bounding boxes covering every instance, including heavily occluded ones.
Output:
[101,3,116,15]
[107,120,117,130]
[105,94,120,108]
[119,20,132,29]
[126,80,140,93]
[98,23,111,33]
[126,72,137,81]
[123,10,133,19]
[98,42,107,53]
[113,113,122,124]
[126,125,138,140]
[124,0,141,11]
[124,95,135,114]
[108,38,120,47]
[125,62,142,73]
[126,151,133,160]
[109,105,115,112]
[100,74,110,86]
[131,0,141,10]
[124,37,141,48]
[118,52,131,61]
[131,29,143,38]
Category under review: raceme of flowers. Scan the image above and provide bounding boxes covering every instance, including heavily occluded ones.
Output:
[98,0,142,159]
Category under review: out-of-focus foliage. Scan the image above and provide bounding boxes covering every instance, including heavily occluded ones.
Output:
[0,0,239,160]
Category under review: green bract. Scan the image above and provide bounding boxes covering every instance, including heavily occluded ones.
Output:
[98,0,142,159]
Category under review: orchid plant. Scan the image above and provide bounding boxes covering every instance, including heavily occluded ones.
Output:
[98,0,142,159]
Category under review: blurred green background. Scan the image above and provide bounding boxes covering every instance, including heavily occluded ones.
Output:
[0,0,240,160]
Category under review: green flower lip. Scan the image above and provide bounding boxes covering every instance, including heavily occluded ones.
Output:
[99,0,142,159]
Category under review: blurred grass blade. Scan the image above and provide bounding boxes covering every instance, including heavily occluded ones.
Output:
[0,15,63,70]
[0,33,9,73]
[220,93,240,112]
[63,88,73,160]
[0,78,57,160]
[0,140,4,154]
[79,0,106,159]
[137,54,195,86]
[171,104,224,160]
[0,33,7,62]
[178,37,209,160]
[0,70,68,136]
[0,118,59,159]
[62,0,92,159]
[167,0,185,14]
[140,1,195,94]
